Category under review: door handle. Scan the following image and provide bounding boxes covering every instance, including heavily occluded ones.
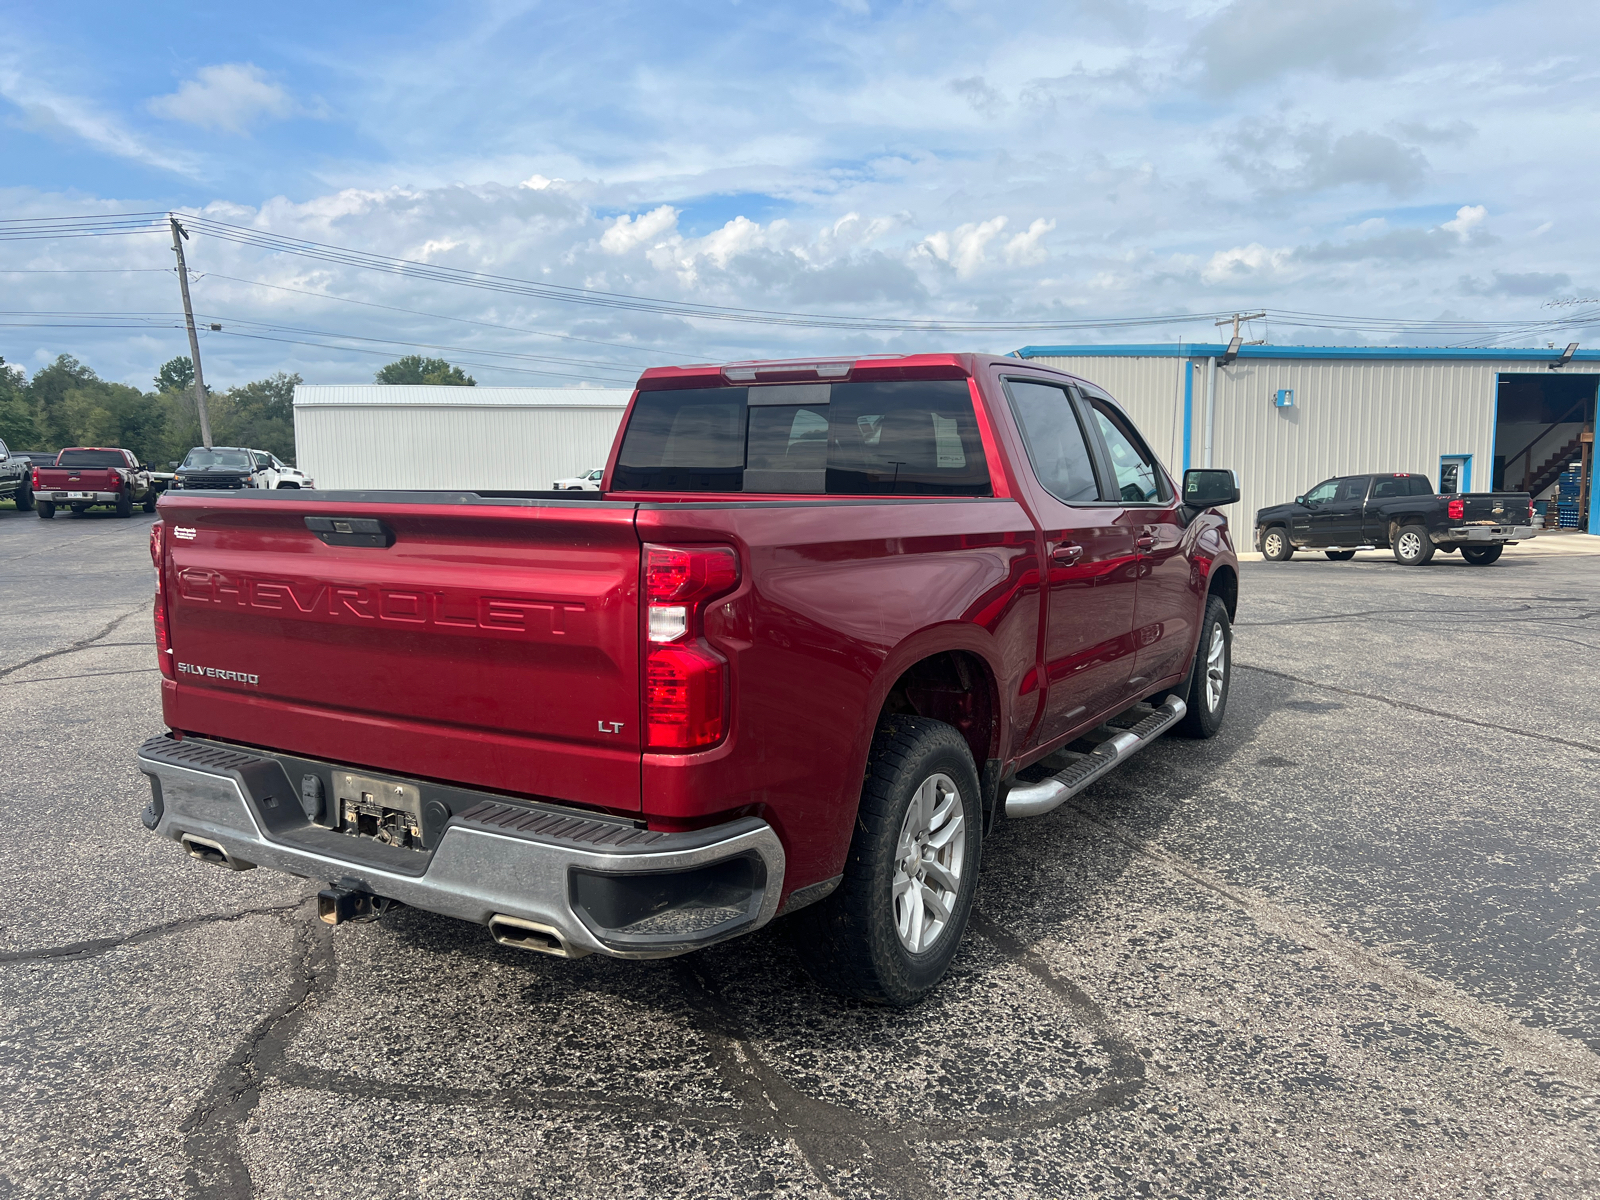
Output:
[1051,543,1083,564]
[1135,535,1156,551]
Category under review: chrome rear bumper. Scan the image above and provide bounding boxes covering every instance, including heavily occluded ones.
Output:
[1435,524,1533,544]
[136,735,785,959]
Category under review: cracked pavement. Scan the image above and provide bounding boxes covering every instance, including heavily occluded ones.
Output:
[1,503,1597,1198]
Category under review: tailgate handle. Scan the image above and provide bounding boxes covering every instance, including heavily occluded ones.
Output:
[305,516,395,548]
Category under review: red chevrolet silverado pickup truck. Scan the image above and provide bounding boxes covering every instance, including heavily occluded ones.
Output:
[35,447,156,518]
[137,354,1240,1005]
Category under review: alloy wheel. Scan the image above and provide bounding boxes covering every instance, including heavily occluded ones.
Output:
[1205,624,1227,711]
[892,773,966,954]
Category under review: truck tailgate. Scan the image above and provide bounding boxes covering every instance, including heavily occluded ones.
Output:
[1457,493,1531,523]
[159,493,643,812]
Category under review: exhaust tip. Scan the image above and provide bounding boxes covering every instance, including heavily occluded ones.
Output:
[489,914,589,959]
[180,833,255,871]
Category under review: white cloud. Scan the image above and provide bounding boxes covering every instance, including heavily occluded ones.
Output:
[1194,0,1421,94]
[1441,204,1487,237]
[0,58,195,174]
[922,217,1009,277]
[1201,243,1294,284]
[147,63,300,134]
[1004,218,1056,266]
[600,205,679,255]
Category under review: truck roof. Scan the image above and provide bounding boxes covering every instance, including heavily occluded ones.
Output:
[635,353,1082,389]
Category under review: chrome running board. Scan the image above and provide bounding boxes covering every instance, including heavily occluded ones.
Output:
[1004,698,1187,819]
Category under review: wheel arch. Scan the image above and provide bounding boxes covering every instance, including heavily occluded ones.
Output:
[1206,562,1238,621]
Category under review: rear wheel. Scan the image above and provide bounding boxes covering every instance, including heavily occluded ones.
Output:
[789,716,981,1006]
[14,482,34,511]
[1174,594,1232,739]
[1325,550,1356,561]
[1261,527,1294,561]
[142,488,157,512]
[1461,544,1502,565]
[115,489,133,518]
[37,501,54,519]
[1393,524,1434,565]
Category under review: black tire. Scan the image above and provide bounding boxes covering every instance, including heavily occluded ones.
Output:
[142,488,157,512]
[37,501,55,519]
[1261,526,1294,561]
[1325,550,1356,561]
[115,489,133,518]
[1392,524,1434,565]
[789,716,982,1007]
[14,482,34,511]
[276,482,299,489]
[1461,544,1502,565]
[70,505,87,517]
[1174,594,1232,739]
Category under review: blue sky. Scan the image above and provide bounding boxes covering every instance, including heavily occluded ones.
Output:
[3,0,1599,388]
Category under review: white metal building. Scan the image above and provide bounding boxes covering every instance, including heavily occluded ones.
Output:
[1014,345,1600,534]
[292,385,632,491]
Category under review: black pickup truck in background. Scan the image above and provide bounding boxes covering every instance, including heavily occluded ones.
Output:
[0,437,35,510]
[1255,473,1534,565]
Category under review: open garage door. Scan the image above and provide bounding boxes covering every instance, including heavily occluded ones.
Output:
[1494,373,1596,528]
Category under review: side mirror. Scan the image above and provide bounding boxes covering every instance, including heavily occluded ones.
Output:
[1182,468,1240,507]
[1294,495,1307,506]
[169,461,180,469]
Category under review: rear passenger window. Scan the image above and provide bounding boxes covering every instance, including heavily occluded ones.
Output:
[1003,380,1100,504]
[612,381,991,495]
[1371,478,1403,499]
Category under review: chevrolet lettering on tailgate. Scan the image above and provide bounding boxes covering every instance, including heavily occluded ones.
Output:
[174,569,586,637]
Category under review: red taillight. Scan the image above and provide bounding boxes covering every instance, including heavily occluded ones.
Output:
[150,523,174,679]
[643,544,739,751]
[1447,498,1464,520]
[31,467,40,489]
[646,642,728,749]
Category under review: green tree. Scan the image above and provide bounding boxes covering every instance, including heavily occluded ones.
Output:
[60,381,167,464]
[0,358,40,449]
[27,354,100,449]
[220,372,299,463]
[375,355,475,386]
[154,356,196,396]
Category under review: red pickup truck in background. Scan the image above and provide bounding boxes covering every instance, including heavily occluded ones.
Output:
[34,447,156,518]
[136,353,1240,1005]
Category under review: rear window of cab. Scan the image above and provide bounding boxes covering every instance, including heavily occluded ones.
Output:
[612,380,991,495]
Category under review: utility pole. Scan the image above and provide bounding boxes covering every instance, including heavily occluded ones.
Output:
[1205,313,1265,468]
[169,216,212,448]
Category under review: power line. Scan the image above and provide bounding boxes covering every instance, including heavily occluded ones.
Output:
[3,209,1593,344]
[194,272,701,361]
[209,330,636,385]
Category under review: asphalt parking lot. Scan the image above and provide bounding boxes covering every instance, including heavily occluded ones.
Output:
[2,504,1597,1199]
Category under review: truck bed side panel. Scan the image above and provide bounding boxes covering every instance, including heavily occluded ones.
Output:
[634,498,1041,892]
[159,494,643,812]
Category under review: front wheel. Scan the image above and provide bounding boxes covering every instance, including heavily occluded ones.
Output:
[789,716,982,1007]
[1325,550,1356,561]
[1461,545,1502,565]
[37,501,55,519]
[1174,594,1232,739]
[1393,524,1434,565]
[1261,527,1294,561]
